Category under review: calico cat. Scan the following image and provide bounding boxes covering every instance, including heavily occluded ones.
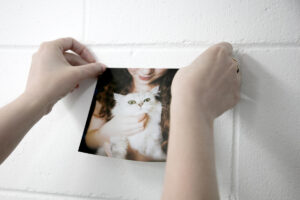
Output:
[97,86,166,160]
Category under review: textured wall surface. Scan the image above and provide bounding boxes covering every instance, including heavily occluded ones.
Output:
[0,0,299,200]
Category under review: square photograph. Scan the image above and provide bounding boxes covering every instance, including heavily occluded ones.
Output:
[79,68,178,162]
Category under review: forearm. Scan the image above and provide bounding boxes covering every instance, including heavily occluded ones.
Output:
[0,37,106,165]
[162,96,219,200]
[0,93,47,164]
[85,128,109,149]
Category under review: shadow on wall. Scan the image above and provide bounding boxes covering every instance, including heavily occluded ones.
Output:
[238,53,300,198]
[60,79,166,199]
[62,79,96,124]
[60,54,300,199]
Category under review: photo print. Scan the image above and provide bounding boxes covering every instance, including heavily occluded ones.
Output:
[79,68,178,162]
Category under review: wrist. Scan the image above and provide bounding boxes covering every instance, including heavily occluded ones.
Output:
[21,91,54,116]
[171,92,214,124]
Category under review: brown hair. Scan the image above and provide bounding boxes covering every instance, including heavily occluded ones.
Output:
[96,68,178,154]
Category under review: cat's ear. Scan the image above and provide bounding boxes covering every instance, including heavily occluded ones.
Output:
[114,93,123,101]
[151,86,160,94]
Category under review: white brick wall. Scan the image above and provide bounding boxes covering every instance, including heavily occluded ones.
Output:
[0,1,299,200]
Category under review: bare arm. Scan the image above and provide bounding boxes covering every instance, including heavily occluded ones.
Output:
[85,115,109,149]
[163,96,218,199]
[85,99,148,150]
[162,42,240,200]
[0,94,47,164]
[85,101,109,149]
[0,38,106,165]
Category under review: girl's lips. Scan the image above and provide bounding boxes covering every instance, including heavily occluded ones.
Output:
[139,75,152,81]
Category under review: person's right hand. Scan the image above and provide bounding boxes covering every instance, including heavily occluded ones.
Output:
[171,42,241,120]
[25,37,106,115]
[100,113,148,137]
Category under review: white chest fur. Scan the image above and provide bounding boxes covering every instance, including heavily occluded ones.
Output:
[108,86,167,160]
[127,103,166,160]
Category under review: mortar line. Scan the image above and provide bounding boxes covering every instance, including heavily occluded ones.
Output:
[229,108,236,200]
[0,187,127,200]
[229,106,240,200]
[82,0,86,41]
[86,42,300,48]
[0,42,299,50]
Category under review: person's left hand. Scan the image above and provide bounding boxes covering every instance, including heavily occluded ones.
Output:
[25,37,106,114]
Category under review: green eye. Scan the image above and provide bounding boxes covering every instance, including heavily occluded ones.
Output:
[128,100,136,105]
[144,98,151,102]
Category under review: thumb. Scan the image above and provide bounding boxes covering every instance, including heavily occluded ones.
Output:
[75,62,106,80]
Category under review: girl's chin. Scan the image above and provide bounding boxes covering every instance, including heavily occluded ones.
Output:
[137,79,152,85]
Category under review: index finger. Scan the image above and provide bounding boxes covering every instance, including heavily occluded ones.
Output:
[126,113,147,122]
[53,37,96,63]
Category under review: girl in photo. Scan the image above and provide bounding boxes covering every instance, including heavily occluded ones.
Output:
[82,68,178,161]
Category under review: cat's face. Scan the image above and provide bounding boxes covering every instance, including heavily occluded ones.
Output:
[114,86,160,114]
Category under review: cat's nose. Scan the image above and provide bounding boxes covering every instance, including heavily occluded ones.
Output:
[138,103,143,107]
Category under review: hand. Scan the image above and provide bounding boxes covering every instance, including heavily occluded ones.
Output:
[100,113,148,137]
[24,37,107,114]
[172,42,241,120]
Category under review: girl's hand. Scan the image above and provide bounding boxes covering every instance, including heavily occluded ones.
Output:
[172,42,241,120]
[100,113,148,137]
[24,37,107,114]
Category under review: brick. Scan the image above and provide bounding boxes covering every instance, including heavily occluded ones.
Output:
[236,48,300,200]
[0,190,102,200]
[86,0,300,44]
[0,49,34,105]
[0,0,84,45]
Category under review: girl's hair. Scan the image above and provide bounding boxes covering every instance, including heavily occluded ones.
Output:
[96,68,178,154]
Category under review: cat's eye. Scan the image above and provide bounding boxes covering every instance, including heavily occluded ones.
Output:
[128,100,136,105]
[144,98,151,102]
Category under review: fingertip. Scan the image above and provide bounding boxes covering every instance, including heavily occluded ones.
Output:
[101,63,107,72]
[75,62,106,81]
[138,113,147,121]
[88,49,97,63]
[82,48,96,63]
[94,63,107,75]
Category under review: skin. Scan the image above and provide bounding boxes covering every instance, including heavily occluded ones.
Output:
[85,68,168,157]
[0,38,106,164]
[128,68,167,92]
[162,42,240,200]
[0,38,240,200]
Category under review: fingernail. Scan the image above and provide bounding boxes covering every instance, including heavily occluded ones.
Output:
[94,63,102,72]
[97,64,107,74]
[102,65,107,72]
